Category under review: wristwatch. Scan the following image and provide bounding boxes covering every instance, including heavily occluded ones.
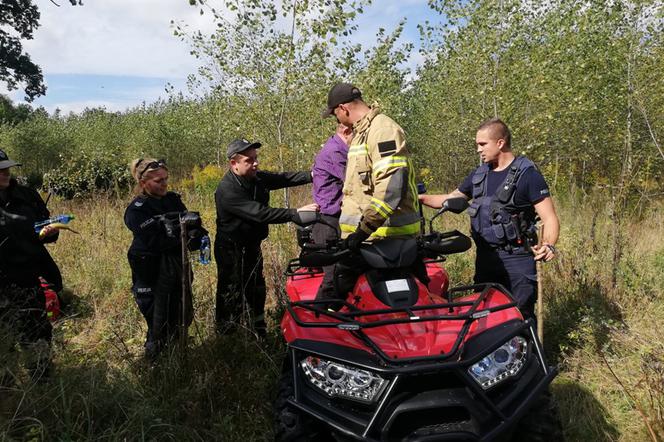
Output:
[545,244,557,254]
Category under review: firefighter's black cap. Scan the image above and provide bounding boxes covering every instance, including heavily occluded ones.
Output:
[321,83,362,118]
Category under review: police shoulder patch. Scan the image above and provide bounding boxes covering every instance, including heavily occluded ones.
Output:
[378,140,397,157]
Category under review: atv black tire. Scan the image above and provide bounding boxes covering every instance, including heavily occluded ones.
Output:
[511,390,564,442]
[274,370,331,441]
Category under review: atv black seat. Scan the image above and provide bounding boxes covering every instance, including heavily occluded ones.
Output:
[360,238,418,268]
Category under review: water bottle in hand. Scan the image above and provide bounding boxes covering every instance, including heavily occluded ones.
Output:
[34,214,75,233]
[199,235,211,265]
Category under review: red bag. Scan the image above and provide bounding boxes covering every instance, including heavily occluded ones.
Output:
[39,277,61,322]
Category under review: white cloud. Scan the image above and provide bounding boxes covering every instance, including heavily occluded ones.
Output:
[23,0,218,79]
[23,0,429,80]
[2,0,432,113]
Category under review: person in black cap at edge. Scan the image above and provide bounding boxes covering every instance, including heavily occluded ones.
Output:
[214,139,318,336]
[0,149,59,384]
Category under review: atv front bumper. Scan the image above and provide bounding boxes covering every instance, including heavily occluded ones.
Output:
[286,320,556,441]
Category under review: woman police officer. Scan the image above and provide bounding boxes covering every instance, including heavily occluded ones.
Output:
[124,158,207,360]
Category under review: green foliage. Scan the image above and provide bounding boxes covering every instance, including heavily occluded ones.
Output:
[175,0,375,170]
[406,0,664,194]
[0,0,45,101]
[0,96,235,198]
[0,94,33,125]
[352,22,413,117]
[44,153,132,199]
[181,163,225,194]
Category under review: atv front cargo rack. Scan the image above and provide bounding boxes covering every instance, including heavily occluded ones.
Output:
[287,283,518,363]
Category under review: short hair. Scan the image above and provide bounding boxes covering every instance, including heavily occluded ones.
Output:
[478,118,511,149]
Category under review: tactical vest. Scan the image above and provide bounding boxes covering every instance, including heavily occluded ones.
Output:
[467,156,537,250]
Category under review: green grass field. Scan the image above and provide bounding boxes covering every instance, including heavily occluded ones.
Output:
[1,185,663,441]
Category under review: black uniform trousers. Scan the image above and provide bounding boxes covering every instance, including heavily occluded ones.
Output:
[312,214,341,301]
[474,246,538,320]
[214,238,266,332]
[128,253,193,358]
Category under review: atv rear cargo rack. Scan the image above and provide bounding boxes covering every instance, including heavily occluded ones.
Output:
[287,283,518,363]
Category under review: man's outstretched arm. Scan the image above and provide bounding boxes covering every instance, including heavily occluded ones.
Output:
[419,189,469,209]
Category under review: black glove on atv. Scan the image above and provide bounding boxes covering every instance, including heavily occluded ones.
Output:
[343,229,370,252]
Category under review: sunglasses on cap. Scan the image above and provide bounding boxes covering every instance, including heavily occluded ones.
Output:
[137,159,167,179]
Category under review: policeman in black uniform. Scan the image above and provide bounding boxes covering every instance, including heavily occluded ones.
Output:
[214,139,318,335]
[0,149,58,381]
[420,119,559,319]
[124,158,207,360]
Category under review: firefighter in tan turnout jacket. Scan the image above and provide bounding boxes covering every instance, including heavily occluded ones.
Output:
[339,107,420,240]
[319,83,423,301]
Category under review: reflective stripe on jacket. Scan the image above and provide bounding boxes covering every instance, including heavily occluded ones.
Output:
[339,106,420,239]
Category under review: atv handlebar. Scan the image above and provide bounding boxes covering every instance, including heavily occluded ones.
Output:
[429,197,469,233]
[420,231,472,257]
[298,247,351,267]
[295,228,471,269]
[293,201,472,270]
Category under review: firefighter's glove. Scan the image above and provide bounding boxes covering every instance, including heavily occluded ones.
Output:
[343,229,370,252]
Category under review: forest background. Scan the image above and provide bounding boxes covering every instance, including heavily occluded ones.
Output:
[1,0,663,440]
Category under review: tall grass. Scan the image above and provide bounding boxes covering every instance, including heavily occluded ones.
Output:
[1,183,663,441]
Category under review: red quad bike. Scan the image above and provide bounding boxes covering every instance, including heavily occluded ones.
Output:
[274,198,562,441]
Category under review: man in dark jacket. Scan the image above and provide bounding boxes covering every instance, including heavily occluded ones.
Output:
[0,149,59,380]
[214,139,317,334]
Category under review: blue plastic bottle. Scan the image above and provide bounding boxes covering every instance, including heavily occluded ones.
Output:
[34,214,75,233]
[199,235,211,264]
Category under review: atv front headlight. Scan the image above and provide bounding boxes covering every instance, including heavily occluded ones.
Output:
[468,336,528,389]
[300,356,387,403]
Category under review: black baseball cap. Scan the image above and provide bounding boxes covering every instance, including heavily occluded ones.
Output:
[227,139,262,159]
[321,83,362,118]
[0,149,21,169]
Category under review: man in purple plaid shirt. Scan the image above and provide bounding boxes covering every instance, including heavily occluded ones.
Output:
[312,122,353,301]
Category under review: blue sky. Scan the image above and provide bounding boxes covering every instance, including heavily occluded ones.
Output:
[2,0,435,114]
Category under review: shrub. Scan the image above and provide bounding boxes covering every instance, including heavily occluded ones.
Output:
[43,153,132,199]
[180,164,224,194]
